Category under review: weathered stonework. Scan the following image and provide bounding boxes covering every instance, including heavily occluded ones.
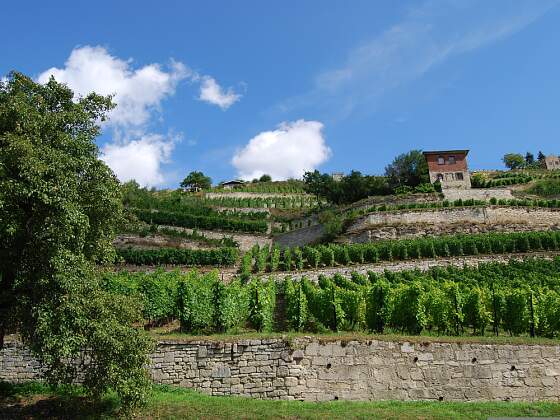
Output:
[344,206,560,243]
[273,224,326,249]
[2,338,560,402]
[157,226,272,251]
[274,252,560,282]
[443,188,514,201]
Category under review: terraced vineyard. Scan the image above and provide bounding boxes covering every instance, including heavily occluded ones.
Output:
[104,258,560,338]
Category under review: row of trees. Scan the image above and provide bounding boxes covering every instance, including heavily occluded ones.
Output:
[503,151,549,170]
[303,150,430,204]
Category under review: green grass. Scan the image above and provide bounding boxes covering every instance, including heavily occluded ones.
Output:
[2,382,560,419]
[528,178,560,197]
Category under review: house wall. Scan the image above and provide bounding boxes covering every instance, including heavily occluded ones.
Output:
[545,156,560,171]
[425,152,471,188]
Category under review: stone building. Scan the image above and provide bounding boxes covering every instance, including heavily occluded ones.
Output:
[331,172,344,182]
[219,180,246,190]
[423,150,471,189]
[545,155,560,170]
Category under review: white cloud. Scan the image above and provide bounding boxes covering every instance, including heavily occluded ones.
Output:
[100,133,176,187]
[232,120,331,180]
[283,0,558,117]
[199,76,241,109]
[37,46,189,127]
[38,45,244,186]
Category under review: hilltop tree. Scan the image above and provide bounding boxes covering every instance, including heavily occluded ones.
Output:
[503,153,525,170]
[538,151,547,166]
[0,73,152,410]
[181,170,212,191]
[384,150,429,188]
[525,152,534,165]
[259,174,272,182]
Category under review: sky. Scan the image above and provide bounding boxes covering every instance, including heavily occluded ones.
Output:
[1,0,560,187]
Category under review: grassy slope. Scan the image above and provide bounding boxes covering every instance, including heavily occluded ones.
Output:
[2,382,560,419]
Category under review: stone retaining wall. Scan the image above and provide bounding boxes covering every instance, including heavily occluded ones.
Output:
[273,252,560,282]
[443,188,514,201]
[273,224,326,249]
[2,338,560,402]
[345,206,560,242]
[159,226,272,251]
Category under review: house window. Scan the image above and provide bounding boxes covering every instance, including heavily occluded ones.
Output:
[455,172,464,180]
[437,156,445,165]
[436,173,444,181]
[447,156,456,165]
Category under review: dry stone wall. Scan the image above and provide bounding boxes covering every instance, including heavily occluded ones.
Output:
[158,226,271,251]
[273,252,560,282]
[273,224,326,249]
[2,338,560,402]
[443,188,514,201]
[345,206,560,242]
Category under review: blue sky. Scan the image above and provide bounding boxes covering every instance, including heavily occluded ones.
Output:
[2,0,560,187]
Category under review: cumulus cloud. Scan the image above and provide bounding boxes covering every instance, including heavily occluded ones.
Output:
[100,133,176,187]
[232,120,331,180]
[38,45,243,186]
[37,45,189,127]
[199,76,241,109]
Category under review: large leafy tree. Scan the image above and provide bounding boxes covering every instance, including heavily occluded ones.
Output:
[180,170,212,191]
[503,153,525,170]
[384,150,429,188]
[0,73,152,409]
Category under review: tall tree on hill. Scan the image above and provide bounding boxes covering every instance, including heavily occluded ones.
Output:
[503,153,525,170]
[538,151,547,167]
[180,170,212,191]
[525,152,534,165]
[384,150,429,188]
[0,73,152,410]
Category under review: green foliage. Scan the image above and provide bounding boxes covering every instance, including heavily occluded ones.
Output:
[529,179,560,197]
[177,272,215,333]
[270,246,281,272]
[385,150,430,188]
[0,72,151,410]
[293,247,304,270]
[134,208,268,233]
[180,171,212,191]
[463,287,491,335]
[103,258,560,338]
[303,246,320,269]
[503,153,525,169]
[213,279,249,333]
[270,231,560,271]
[388,282,427,334]
[303,170,391,205]
[255,247,269,273]
[283,248,293,271]
[117,247,239,266]
[284,279,309,331]
[239,252,253,280]
[248,280,276,332]
[215,179,305,194]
